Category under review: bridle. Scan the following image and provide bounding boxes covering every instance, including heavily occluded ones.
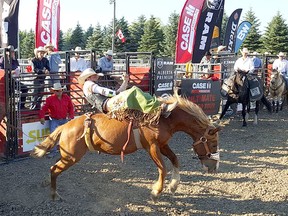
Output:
[269,72,284,93]
[192,127,220,161]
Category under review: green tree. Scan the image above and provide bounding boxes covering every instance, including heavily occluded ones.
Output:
[262,11,288,54]
[220,11,228,45]
[70,23,85,50]
[138,16,164,56]
[58,30,64,51]
[19,30,35,59]
[115,17,130,53]
[62,28,73,51]
[128,15,146,52]
[241,8,262,52]
[86,24,104,51]
[84,25,94,48]
[161,12,179,58]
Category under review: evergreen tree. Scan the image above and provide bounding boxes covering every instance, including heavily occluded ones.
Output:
[62,29,73,51]
[84,25,94,48]
[262,12,288,54]
[220,12,228,45]
[138,16,164,56]
[128,15,146,52]
[70,23,85,49]
[19,30,35,59]
[161,12,179,58]
[86,24,104,51]
[241,8,262,52]
[102,22,114,54]
[58,30,64,51]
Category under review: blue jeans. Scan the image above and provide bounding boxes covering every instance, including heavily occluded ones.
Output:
[49,118,68,153]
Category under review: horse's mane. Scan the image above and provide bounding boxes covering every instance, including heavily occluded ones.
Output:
[159,91,211,128]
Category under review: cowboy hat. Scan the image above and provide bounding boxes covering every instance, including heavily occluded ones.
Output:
[78,68,104,85]
[34,46,46,56]
[241,48,249,54]
[278,52,285,57]
[105,50,113,56]
[45,42,55,49]
[51,82,64,91]
[217,45,226,52]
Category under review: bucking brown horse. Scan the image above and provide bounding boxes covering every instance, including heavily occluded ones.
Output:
[31,93,221,202]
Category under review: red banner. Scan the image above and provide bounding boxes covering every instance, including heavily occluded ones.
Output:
[35,0,60,50]
[175,0,205,64]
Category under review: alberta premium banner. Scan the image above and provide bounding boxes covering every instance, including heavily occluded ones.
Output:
[36,0,60,50]
[192,0,225,63]
[175,0,205,64]
[223,8,242,53]
[0,0,20,48]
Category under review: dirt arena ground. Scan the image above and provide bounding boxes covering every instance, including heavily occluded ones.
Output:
[0,108,287,216]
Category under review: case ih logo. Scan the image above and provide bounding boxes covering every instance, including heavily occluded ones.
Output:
[207,0,223,10]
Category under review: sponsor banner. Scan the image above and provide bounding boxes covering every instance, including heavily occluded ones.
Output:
[192,0,225,63]
[223,8,242,53]
[210,0,225,49]
[154,57,175,97]
[181,79,221,115]
[175,0,205,64]
[220,55,237,79]
[36,0,60,50]
[234,21,252,53]
[0,0,20,48]
[22,121,50,152]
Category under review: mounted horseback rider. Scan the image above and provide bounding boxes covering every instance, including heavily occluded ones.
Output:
[272,52,288,88]
[78,68,177,125]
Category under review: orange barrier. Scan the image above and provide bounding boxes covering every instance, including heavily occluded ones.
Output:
[129,67,150,92]
[0,69,6,156]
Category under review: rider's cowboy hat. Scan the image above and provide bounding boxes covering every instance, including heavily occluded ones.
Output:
[105,50,113,56]
[74,46,82,56]
[51,83,64,91]
[34,46,46,56]
[217,45,226,52]
[278,52,285,57]
[44,42,55,49]
[241,48,249,54]
[78,68,104,85]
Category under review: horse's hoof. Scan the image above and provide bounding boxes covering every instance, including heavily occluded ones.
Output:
[169,184,177,195]
[51,191,64,201]
[150,190,160,203]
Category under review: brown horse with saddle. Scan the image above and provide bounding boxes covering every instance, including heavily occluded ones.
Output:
[31,88,221,202]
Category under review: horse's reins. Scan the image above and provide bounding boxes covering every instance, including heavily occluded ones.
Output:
[192,127,219,161]
[269,77,284,93]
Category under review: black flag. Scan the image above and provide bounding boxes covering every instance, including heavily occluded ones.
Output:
[0,0,20,48]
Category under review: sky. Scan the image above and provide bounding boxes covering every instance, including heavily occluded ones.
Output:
[19,0,288,33]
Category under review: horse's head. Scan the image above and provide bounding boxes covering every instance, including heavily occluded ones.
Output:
[270,69,281,86]
[234,70,247,86]
[192,125,221,173]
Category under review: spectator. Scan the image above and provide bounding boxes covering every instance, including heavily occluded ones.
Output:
[252,52,262,74]
[30,46,50,110]
[98,50,114,73]
[70,47,88,72]
[200,51,212,79]
[45,42,62,85]
[272,52,288,86]
[0,45,28,109]
[39,82,74,158]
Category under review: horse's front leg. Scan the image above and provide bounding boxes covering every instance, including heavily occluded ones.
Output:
[242,103,247,127]
[160,145,180,195]
[148,143,167,202]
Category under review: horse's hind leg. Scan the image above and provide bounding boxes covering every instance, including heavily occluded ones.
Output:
[50,152,85,201]
[242,104,247,127]
[160,145,180,195]
[147,143,167,202]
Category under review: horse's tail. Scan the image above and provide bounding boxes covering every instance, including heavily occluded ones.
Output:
[30,124,65,158]
[261,95,272,113]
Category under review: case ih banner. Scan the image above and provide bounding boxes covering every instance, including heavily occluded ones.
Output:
[223,8,242,53]
[192,0,225,63]
[181,79,221,115]
[175,0,205,64]
[35,0,60,50]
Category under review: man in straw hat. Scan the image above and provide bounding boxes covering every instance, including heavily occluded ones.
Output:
[70,46,88,72]
[78,68,177,119]
[30,46,50,110]
[39,82,74,158]
[272,52,288,86]
[98,50,114,73]
[45,42,62,85]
